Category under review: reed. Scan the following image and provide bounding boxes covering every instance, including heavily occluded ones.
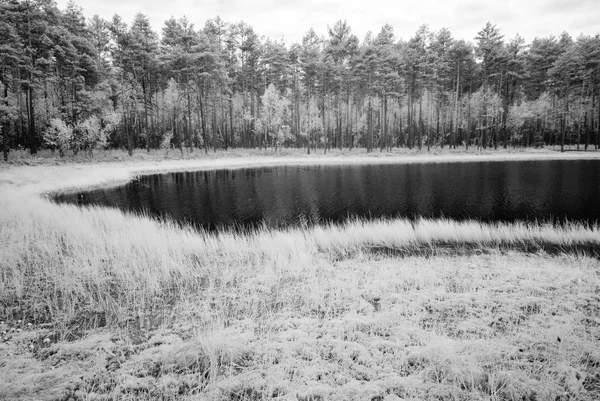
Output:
[1,188,599,330]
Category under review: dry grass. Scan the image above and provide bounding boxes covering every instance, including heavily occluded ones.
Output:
[0,146,572,167]
[1,152,600,400]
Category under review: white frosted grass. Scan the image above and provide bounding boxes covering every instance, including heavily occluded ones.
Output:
[304,217,600,255]
[2,154,600,326]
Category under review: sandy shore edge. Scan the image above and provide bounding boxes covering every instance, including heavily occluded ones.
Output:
[2,151,600,199]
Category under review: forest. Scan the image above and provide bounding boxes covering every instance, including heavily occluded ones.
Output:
[1,0,600,162]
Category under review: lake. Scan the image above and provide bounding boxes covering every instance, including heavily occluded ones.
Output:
[54,160,600,231]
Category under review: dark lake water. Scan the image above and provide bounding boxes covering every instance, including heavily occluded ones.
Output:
[55,160,600,231]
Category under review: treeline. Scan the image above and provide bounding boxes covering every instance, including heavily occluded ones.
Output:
[1,1,600,161]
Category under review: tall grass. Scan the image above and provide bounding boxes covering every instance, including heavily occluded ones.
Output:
[1,188,598,333]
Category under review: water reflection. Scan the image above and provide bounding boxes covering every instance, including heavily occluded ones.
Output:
[56,160,600,231]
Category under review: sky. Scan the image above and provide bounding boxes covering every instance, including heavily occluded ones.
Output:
[56,0,600,45]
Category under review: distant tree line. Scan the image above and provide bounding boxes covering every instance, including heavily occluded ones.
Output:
[1,0,600,161]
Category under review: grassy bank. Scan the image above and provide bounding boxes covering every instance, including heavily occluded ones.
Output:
[1,151,600,400]
[0,146,576,166]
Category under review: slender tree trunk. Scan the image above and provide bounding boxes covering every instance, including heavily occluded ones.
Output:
[482,89,487,150]
[198,85,208,154]
[307,87,311,154]
[26,84,37,154]
[2,120,7,162]
[142,77,150,152]
[399,105,403,147]
[2,77,9,161]
[577,81,585,151]
[502,77,508,149]
[386,94,390,151]
[494,116,499,150]
[562,80,570,152]
[264,107,268,150]
[407,88,411,149]
[596,83,600,150]
[212,98,217,153]
[346,90,351,150]
[454,63,460,150]
[367,95,373,152]
[418,94,423,151]
[175,110,183,155]
[184,89,191,150]
[560,113,565,152]
[228,97,234,148]
[222,107,227,151]
[322,91,327,154]
[435,104,440,150]
[426,91,431,152]
[43,79,49,122]
[250,90,256,148]
[467,79,473,150]
[125,109,133,156]
[337,92,342,150]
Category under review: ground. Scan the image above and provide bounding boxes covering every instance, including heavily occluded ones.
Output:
[1,148,600,400]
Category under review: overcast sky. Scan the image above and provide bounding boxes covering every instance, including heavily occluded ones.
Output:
[56,0,600,45]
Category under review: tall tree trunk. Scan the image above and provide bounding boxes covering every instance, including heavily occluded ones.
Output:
[27,84,37,154]
[397,97,403,147]
[2,121,7,162]
[418,94,423,151]
[250,90,255,147]
[435,91,441,150]
[125,109,133,156]
[385,93,389,151]
[229,97,235,148]
[426,92,431,152]
[560,114,565,153]
[142,77,150,152]
[322,91,327,154]
[198,85,208,154]
[366,97,370,152]
[307,87,311,154]
[596,82,600,150]
[482,88,487,150]
[212,98,217,153]
[346,90,351,150]
[562,80,570,152]
[466,79,472,151]
[2,78,9,161]
[406,90,411,149]
[454,63,460,150]
[221,95,227,151]
[186,88,194,150]
[502,76,509,149]
[577,81,585,151]
[338,92,342,150]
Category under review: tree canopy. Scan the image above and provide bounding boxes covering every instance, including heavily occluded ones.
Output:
[1,1,600,160]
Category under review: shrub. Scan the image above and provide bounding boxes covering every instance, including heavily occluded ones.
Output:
[43,118,73,157]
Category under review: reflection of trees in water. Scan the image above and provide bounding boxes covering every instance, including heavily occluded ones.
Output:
[254,168,294,226]
[293,168,321,224]
[64,161,600,230]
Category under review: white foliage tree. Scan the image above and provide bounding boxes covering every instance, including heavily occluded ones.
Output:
[261,84,290,148]
[43,118,73,157]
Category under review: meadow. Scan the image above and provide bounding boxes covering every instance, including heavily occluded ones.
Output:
[1,148,600,400]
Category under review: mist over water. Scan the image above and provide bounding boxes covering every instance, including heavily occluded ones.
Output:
[55,160,600,231]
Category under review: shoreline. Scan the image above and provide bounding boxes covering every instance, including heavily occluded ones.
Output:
[2,149,600,198]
